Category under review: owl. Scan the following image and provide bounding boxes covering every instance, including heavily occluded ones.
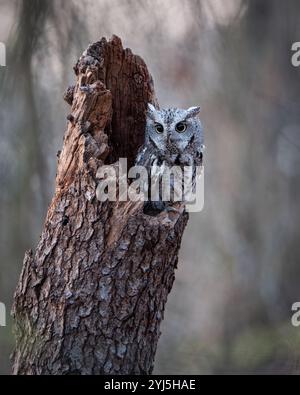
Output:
[135,103,204,214]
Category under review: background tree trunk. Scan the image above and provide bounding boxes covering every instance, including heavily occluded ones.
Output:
[12,36,189,375]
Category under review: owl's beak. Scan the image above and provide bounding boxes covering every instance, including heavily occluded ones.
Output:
[167,135,174,144]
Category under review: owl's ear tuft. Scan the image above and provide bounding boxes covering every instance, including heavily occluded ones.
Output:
[186,106,201,119]
[147,103,157,121]
[147,103,156,112]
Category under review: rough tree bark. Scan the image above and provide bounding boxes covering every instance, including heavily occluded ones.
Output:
[12,36,189,375]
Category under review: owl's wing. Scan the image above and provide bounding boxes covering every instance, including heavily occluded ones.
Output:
[194,140,205,167]
[150,157,165,184]
[135,146,147,166]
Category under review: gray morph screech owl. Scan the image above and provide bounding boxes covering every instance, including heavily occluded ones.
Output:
[135,103,204,214]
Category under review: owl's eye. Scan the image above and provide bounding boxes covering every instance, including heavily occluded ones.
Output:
[175,122,187,133]
[155,123,164,134]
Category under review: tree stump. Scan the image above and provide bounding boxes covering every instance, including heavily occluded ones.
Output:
[12,35,189,375]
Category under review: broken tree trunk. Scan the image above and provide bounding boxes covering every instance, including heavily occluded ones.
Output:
[12,35,189,375]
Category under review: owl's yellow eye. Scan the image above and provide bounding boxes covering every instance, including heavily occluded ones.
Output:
[175,122,187,133]
[155,123,164,134]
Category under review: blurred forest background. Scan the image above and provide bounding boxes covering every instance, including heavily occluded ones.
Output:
[1,0,300,375]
